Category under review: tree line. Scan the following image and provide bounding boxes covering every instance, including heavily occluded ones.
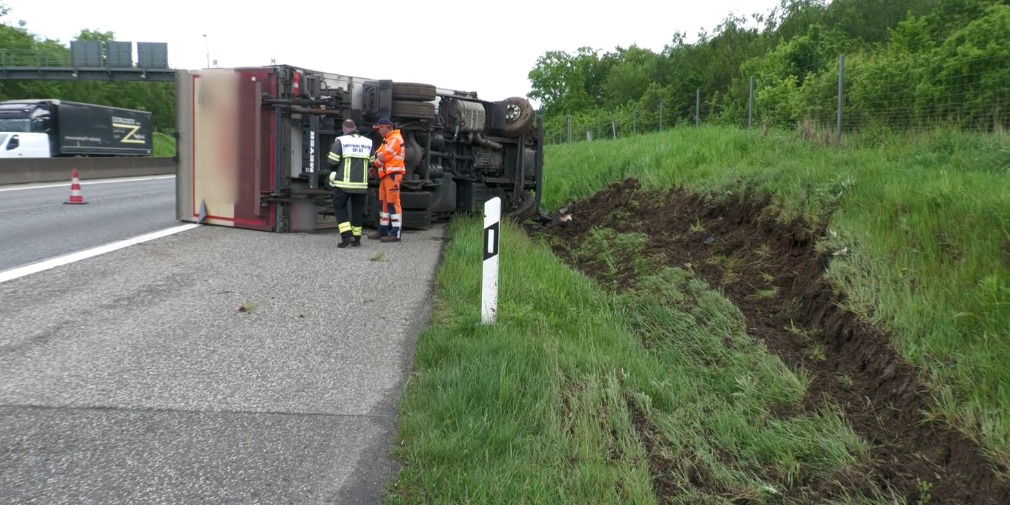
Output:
[5,1,1007,137]
[530,0,1010,137]
[0,6,175,132]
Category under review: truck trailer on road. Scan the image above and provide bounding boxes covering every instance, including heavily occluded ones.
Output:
[176,65,543,232]
[0,100,153,158]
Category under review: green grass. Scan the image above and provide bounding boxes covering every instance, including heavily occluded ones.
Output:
[543,125,1010,464]
[388,218,878,504]
[153,131,175,157]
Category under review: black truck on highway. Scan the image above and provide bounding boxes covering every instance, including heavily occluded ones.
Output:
[0,99,153,157]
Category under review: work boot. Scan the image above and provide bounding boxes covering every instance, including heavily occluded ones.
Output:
[351,236,361,247]
[380,235,400,243]
[366,231,383,240]
[337,235,353,248]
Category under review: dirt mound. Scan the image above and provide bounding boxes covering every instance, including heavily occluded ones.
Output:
[542,178,1010,504]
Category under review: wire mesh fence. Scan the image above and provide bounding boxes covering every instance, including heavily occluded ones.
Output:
[0,49,72,68]
[544,53,1009,145]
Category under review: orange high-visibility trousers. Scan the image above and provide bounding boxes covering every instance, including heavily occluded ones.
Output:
[378,173,402,238]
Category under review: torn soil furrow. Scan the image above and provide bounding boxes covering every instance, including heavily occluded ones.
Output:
[544,179,1010,505]
[625,395,729,504]
[625,398,679,505]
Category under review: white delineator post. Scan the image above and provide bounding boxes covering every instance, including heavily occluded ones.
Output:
[482,197,501,324]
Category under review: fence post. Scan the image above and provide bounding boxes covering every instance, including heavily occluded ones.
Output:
[695,89,701,126]
[566,115,572,143]
[659,100,664,130]
[612,119,617,139]
[837,54,845,141]
[748,76,755,129]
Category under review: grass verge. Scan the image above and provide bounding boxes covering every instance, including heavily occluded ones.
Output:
[153,131,175,157]
[544,126,1010,463]
[387,218,878,504]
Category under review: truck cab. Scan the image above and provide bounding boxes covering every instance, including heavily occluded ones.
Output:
[0,132,51,158]
[0,101,52,155]
[0,102,50,132]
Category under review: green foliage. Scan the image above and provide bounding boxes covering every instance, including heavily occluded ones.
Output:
[602,46,661,108]
[529,47,615,116]
[153,131,175,157]
[532,0,1010,139]
[820,0,940,43]
[75,29,113,41]
[0,19,175,132]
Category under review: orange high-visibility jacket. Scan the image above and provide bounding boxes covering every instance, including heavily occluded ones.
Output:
[374,129,406,178]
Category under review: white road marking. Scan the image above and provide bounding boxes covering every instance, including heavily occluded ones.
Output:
[0,189,175,214]
[0,223,199,284]
[0,175,174,192]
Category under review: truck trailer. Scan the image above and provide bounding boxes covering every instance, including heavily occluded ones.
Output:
[0,100,153,157]
[175,65,543,232]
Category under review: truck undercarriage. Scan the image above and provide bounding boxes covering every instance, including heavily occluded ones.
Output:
[176,65,543,232]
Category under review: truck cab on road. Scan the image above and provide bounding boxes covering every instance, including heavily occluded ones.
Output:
[0,132,51,158]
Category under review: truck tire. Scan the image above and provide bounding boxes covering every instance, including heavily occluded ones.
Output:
[403,208,432,229]
[392,100,435,120]
[511,190,538,220]
[392,82,436,101]
[400,191,432,210]
[497,96,535,138]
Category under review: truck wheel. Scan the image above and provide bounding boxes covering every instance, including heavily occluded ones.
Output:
[510,190,538,220]
[392,100,435,120]
[392,82,436,101]
[403,208,432,229]
[497,97,535,137]
[400,191,432,210]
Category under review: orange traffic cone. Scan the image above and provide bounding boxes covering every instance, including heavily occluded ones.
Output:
[65,168,87,205]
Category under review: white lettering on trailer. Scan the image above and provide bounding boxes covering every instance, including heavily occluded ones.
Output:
[308,132,316,173]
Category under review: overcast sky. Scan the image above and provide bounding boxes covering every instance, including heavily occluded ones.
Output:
[6,0,782,102]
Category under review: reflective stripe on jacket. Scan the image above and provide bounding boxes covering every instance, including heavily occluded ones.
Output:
[327,132,373,192]
[374,129,406,178]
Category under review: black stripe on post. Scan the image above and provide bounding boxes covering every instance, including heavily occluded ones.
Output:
[483,222,500,261]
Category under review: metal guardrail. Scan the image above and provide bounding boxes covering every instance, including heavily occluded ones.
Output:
[0,49,72,68]
[0,45,175,81]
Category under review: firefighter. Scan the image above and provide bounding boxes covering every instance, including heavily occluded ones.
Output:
[369,117,405,242]
[327,119,373,248]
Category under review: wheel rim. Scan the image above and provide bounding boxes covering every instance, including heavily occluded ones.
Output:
[505,104,522,122]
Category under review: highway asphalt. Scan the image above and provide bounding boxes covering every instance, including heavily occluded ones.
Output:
[0,221,446,504]
[0,176,176,271]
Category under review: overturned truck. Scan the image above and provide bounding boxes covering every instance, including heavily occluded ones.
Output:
[176,65,543,232]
